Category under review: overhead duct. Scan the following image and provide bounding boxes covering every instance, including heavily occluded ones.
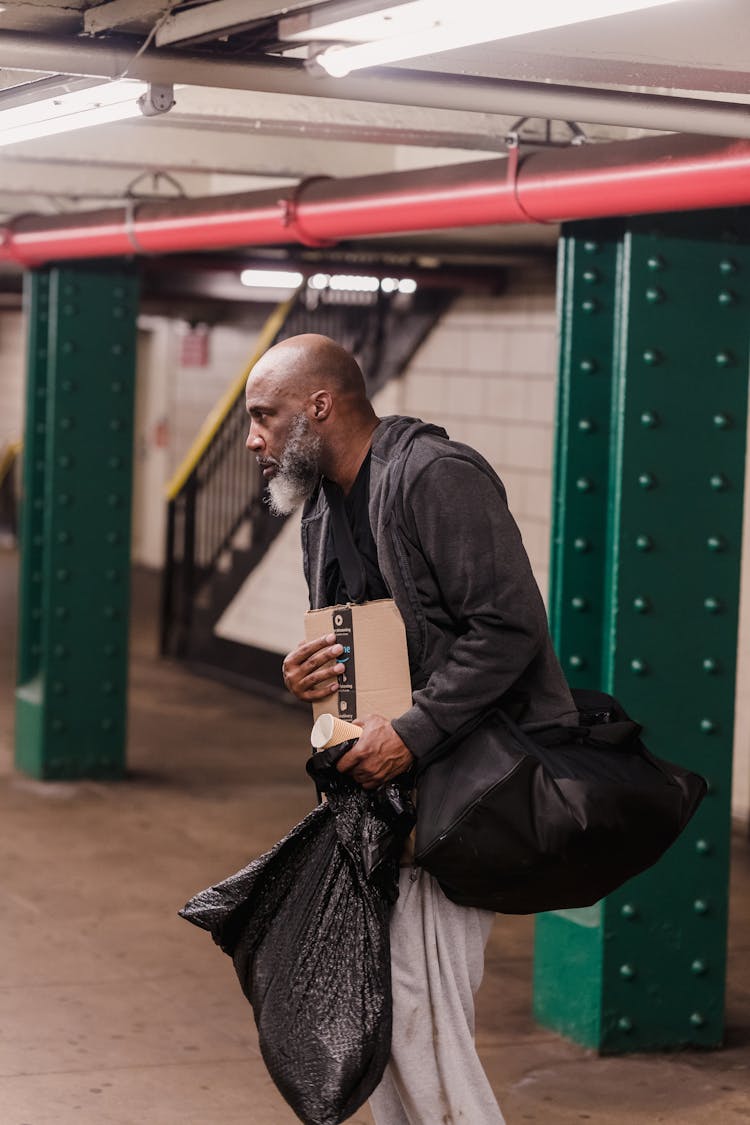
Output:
[1,134,749,267]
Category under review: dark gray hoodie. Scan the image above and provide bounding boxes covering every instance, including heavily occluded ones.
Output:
[301,415,577,759]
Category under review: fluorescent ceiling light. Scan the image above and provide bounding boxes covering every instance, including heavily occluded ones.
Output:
[305,0,682,78]
[240,269,304,288]
[309,273,417,293]
[0,80,149,147]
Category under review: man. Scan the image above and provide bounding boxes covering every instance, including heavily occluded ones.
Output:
[245,332,576,1124]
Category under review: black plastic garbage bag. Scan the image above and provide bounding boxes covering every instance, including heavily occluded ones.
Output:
[179,751,414,1125]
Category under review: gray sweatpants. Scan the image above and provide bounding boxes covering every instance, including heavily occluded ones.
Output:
[369,867,506,1125]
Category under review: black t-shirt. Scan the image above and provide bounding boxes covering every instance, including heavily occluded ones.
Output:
[324,452,389,605]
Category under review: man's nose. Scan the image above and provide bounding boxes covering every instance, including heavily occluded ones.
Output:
[246,425,264,452]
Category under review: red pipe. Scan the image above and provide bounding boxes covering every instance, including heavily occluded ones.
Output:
[2,134,749,266]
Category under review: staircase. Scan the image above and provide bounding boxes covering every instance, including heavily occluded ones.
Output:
[160,282,454,691]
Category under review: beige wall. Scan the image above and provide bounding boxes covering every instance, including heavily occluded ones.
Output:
[0,313,25,450]
[131,313,271,568]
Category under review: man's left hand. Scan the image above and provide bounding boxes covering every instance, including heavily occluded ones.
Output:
[336,715,414,790]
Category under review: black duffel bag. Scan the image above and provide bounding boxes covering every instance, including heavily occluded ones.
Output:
[414,688,707,914]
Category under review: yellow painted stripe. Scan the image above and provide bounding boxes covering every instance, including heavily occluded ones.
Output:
[0,440,22,489]
[165,297,295,501]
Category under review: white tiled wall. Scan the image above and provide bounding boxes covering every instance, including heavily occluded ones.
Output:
[130,313,272,568]
[0,313,25,449]
[389,270,559,601]
[165,315,270,477]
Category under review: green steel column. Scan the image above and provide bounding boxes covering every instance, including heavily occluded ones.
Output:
[549,222,622,686]
[535,212,750,1052]
[15,264,139,779]
[17,272,51,689]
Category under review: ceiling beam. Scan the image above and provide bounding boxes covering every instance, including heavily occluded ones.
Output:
[83,1,169,36]
[155,0,322,47]
[0,32,747,138]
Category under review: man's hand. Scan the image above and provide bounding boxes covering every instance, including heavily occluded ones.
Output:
[282,634,345,702]
[336,715,414,790]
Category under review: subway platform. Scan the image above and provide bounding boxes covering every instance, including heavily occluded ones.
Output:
[1,550,749,1125]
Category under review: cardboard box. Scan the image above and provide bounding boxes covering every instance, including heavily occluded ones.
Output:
[304,599,412,723]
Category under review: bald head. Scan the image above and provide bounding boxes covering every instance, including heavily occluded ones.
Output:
[245,332,379,496]
[248,333,368,403]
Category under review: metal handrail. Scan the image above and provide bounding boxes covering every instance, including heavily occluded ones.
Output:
[0,440,21,490]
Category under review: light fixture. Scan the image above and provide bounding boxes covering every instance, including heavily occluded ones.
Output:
[294,0,682,78]
[0,80,172,148]
[309,273,417,293]
[240,269,304,289]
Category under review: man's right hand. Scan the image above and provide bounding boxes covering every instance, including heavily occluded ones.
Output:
[281,634,345,702]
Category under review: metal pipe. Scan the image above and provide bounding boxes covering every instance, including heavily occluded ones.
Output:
[0,31,748,139]
[2,134,750,266]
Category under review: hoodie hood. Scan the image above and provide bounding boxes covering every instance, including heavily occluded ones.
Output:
[369,415,449,526]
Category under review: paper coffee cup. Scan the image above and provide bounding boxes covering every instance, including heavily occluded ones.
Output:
[311,714,362,749]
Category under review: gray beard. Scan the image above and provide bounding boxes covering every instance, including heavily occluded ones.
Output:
[266,413,322,516]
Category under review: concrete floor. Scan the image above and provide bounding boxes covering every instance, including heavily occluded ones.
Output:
[1,549,749,1125]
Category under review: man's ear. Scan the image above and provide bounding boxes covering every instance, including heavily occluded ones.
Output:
[309,390,332,421]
